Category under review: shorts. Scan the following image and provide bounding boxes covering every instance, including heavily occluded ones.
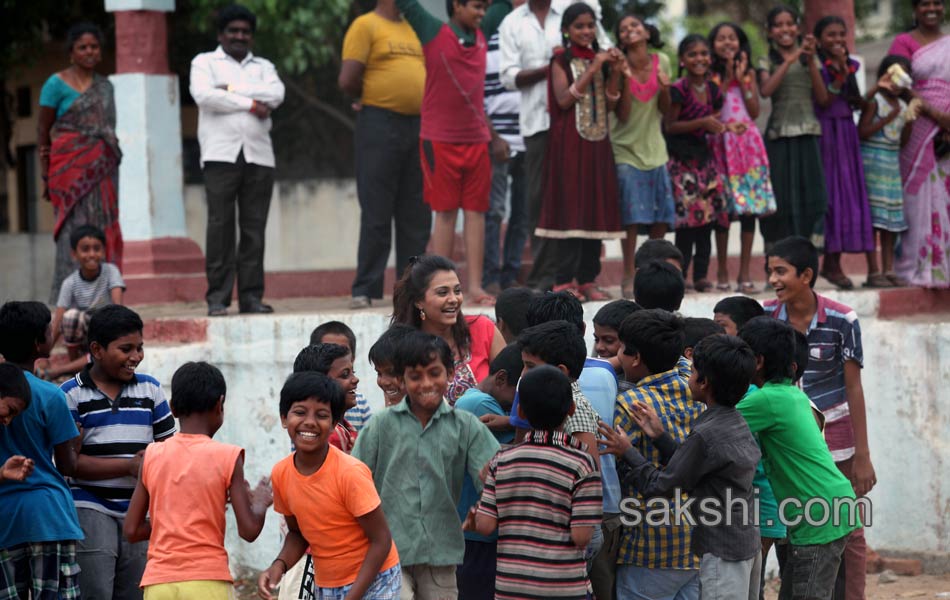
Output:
[616,163,675,227]
[144,580,237,600]
[318,564,401,600]
[61,308,91,348]
[421,140,490,213]
[0,541,81,600]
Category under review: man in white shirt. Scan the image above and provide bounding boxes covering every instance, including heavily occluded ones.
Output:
[189,4,284,316]
[498,0,608,292]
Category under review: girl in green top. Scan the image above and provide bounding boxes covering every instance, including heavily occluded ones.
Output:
[757,5,830,252]
[609,15,675,299]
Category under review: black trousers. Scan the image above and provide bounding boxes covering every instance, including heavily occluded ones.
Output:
[523,131,557,290]
[203,151,274,308]
[351,106,430,299]
[556,238,602,285]
[675,224,713,283]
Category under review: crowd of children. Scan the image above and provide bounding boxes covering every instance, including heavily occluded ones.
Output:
[337,0,948,308]
[0,229,877,600]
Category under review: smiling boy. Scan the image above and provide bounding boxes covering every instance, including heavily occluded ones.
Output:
[293,343,362,453]
[46,224,125,378]
[353,330,500,600]
[59,304,176,599]
[259,371,401,600]
[763,236,874,597]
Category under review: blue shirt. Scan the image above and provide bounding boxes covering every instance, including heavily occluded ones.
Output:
[577,358,622,514]
[0,372,84,547]
[39,74,82,118]
[61,367,177,517]
[454,388,514,542]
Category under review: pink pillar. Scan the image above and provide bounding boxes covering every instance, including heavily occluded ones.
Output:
[106,1,207,304]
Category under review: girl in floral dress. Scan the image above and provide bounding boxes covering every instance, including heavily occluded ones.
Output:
[665,34,731,292]
[709,22,776,294]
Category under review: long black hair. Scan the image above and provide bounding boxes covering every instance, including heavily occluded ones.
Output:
[65,22,104,55]
[391,254,471,356]
[561,2,600,60]
[814,15,862,108]
[765,5,805,68]
[708,22,753,80]
[614,13,664,52]
[676,34,709,77]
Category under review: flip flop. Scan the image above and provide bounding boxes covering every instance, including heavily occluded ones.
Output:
[736,281,759,295]
[578,283,611,302]
[820,270,854,290]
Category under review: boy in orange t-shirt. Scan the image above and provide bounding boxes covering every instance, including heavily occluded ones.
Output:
[258,371,401,600]
[123,361,273,599]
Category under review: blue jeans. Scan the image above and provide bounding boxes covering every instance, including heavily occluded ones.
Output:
[483,152,528,287]
[616,565,700,600]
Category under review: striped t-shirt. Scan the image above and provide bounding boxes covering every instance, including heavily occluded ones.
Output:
[56,262,125,310]
[61,367,177,517]
[478,430,602,599]
[764,293,863,461]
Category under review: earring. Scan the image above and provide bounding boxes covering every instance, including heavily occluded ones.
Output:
[419,308,426,321]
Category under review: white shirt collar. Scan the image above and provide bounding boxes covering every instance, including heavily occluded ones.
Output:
[213,45,256,66]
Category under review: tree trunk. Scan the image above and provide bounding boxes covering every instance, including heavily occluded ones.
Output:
[804,0,856,51]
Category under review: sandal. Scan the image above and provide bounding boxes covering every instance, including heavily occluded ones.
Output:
[884,272,908,287]
[716,282,731,292]
[578,283,611,302]
[736,281,759,295]
[621,277,634,300]
[862,273,893,288]
[694,279,714,293]
[820,270,854,290]
[553,283,587,303]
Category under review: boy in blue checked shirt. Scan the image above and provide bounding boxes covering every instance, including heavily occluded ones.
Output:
[612,309,702,600]
[601,335,762,600]
[0,301,83,600]
[60,304,176,599]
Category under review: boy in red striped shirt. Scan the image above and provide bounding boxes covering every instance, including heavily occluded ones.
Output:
[468,365,602,600]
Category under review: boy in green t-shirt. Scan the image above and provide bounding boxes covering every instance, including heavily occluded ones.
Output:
[736,316,861,600]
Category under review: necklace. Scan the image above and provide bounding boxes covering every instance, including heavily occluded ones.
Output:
[691,81,706,94]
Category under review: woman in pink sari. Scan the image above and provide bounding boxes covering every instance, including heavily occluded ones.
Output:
[889,0,950,288]
[38,23,123,303]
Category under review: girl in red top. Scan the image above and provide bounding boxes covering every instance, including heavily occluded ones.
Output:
[392,254,505,404]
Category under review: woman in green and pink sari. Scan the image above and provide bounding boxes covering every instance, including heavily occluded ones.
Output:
[38,22,123,303]
[889,0,950,288]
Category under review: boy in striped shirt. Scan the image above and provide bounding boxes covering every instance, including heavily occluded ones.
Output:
[60,304,177,599]
[470,364,602,600]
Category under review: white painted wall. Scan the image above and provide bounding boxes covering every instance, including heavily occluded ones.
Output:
[135,292,950,576]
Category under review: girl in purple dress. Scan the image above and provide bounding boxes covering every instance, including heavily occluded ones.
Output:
[813,16,875,289]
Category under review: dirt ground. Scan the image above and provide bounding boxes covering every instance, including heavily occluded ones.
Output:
[232,573,950,599]
[762,573,950,599]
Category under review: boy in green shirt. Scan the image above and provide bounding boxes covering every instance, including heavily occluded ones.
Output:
[353,329,500,600]
[736,316,861,600]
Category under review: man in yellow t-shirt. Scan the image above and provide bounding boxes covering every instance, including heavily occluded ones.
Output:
[340,0,429,310]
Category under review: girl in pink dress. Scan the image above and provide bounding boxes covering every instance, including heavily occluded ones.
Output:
[709,22,776,294]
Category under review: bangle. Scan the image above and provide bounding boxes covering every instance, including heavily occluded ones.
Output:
[272,557,288,574]
[568,83,584,100]
[605,90,620,102]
